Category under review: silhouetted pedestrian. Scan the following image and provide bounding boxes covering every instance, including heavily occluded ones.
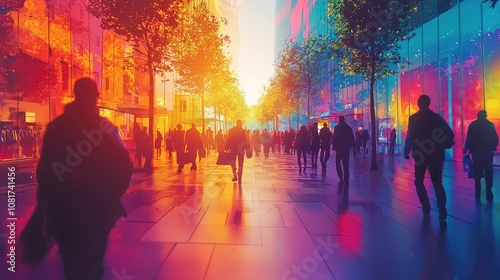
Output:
[142,126,152,174]
[319,123,333,170]
[310,122,320,168]
[262,129,272,159]
[226,120,247,183]
[295,125,311,172]
[333,116,355,185]
[354,130,362,156]
[215,129,225,153]
[36,78,133,279]
[173,124,185,173]
[155,130,163,158]
[389,128,397,156]
[361,129,370,156]
[185,123,202,170]
[464,110,499,202]
[404,95,455,221]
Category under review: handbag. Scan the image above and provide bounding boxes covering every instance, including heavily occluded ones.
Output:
[177,151,192,164]
[17,205,54,266]
[217,152,235,165]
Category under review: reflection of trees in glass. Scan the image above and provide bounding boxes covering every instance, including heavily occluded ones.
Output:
[88,0,187,154]
[327,0,417,171]
[170,2,230,133]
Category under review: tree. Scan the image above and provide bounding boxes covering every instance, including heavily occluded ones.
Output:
[88,0,185,160]
[170,2,230,133]
[277,37,331,126]
[327,0,417,171]
[274,43,305,129]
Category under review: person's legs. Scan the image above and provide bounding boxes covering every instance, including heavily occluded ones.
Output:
[342,152,350,183]
[335,152,343,180]
[237,153,244,182]
[57,223,111,280]
[428,159,447,220]
[324,149,331,169]
[297,150,302,170]
[472,153,485,198]
[414,160,430,214]
[302,150,307,172]
[483,152,494,201]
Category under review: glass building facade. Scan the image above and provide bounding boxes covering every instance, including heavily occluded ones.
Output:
[274,0,500,162]
[0,0,239,160]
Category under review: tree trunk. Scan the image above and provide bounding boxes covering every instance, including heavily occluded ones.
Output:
[369,64,378,171]
[296,94,299,130]
[214,106,217,133]
[148,64,155,170]
[201,83,205,134]
[307,91,310,127]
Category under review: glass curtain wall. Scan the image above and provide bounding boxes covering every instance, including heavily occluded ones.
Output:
[0,0,134,160]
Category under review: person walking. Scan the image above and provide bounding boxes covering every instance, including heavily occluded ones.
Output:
[173,124,185,173]
[333,116,355,186]
[35,78,133,279]
[464,110,499,202]
[361,129,370,156]
[141,126,153,174]
[389,128,397,156]
[310,122,320,168]
[319,123,333,171]
[215,129,225,153]
[404,95,455,221]
[295,125,311,172]
[262,128,272,159]
[185,123,202,171]
[155,130,163,158]
[225,120,247,183]
[354,130,362,156]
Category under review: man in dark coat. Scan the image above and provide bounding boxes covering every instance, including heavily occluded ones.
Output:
[36,78,133,279]
[404,95,454,221]
[225,119,247,182]
[295,125,311,172]
[333,116,355,185]
[319,123,333,170]
[173,124,185,173]
[185,123,202,171]
[464,110,499,201]
[310,122,320,168]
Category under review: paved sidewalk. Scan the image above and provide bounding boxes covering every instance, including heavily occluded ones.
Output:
[1,151,499,280]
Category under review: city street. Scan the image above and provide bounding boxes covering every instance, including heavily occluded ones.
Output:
[1,151,500,280]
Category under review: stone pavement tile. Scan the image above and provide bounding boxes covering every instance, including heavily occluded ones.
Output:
[258,192,293,201]
[124,204,174,222]
[112,220,155,242]
[277,202,306,228]
[103,241,175,280]
[153,243,214,280]
[189,224,262,245]
[205,244,334,280]
[293,202,343,235]
[208,199,254,213]
[199,211,228,225]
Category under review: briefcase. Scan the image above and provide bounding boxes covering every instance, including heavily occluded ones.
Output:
[216,152,235,165]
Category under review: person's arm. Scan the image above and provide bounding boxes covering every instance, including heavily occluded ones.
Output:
[404,118,413,159]
[491,123,499,151]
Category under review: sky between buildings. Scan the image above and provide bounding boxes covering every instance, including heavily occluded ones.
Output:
[238,0,276,106]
